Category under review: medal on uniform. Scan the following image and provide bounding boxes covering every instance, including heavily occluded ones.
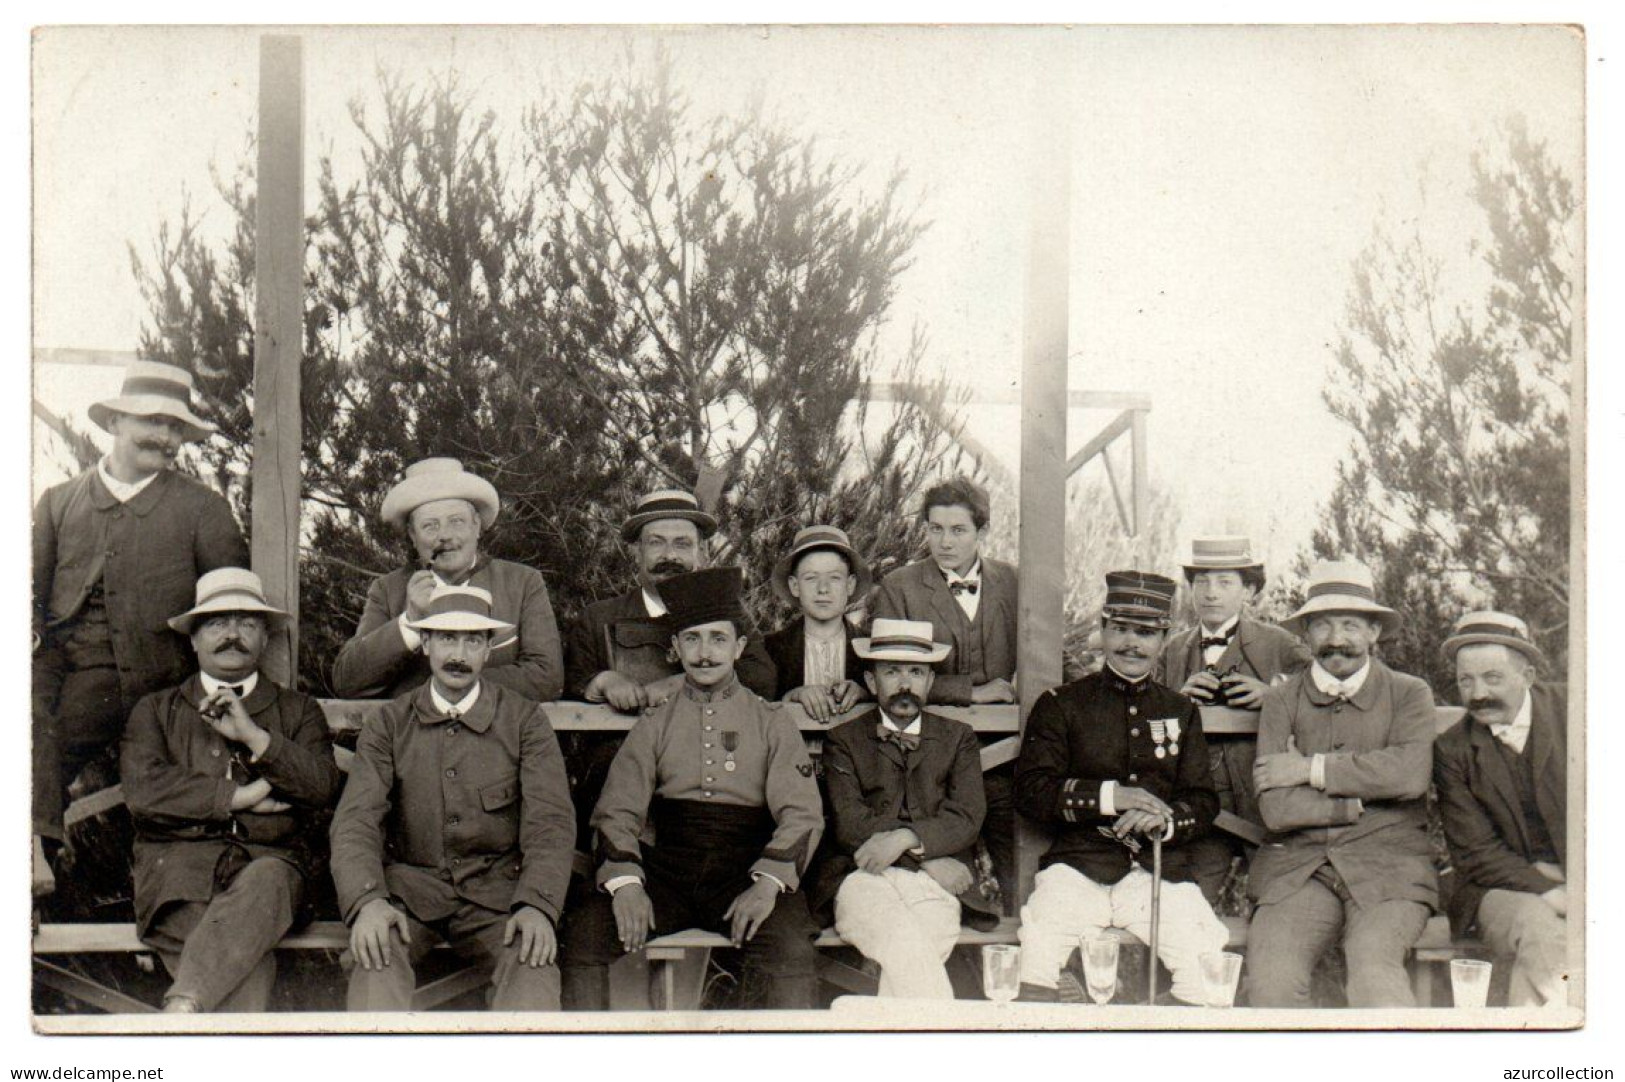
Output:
[1149,718,1168,758]
[1166,717,1181,758]
[722,730,739,772]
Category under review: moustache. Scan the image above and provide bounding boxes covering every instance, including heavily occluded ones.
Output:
[1468,697,1506,713]
[883,691,922,712]
[1111,648,1149,660]
[651,559,689,577]
[1316,644,1363,660]
[688,659,721,669]
[213,639,249,654]
[440,661,474,675]
[135,439,177,454]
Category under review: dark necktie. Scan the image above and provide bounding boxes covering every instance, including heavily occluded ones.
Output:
[1200,630,1234,651]
[949,580,979,597]
[876,723,920,753]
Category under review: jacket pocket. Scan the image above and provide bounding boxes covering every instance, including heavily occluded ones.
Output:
[480,779,519,812]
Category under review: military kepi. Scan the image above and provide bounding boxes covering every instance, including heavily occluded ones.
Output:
[1102,570,1178,629]
[659,567,746,633]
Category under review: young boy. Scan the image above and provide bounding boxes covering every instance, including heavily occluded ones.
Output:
[1158,536,1312,905]
[764,525,871,723]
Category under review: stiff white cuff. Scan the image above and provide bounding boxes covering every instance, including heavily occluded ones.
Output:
[1099,780,1117,817]
[1310,753,1326,790]
[751,872,788,894]
[604,875,642,895]
[398,614,423,651]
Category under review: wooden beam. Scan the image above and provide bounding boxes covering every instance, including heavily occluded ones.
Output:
[32,347,141,367]
[1130,408,1148,546]
[250,35,306,685]
[1064,408,1135,478]
[866,382,1149,412]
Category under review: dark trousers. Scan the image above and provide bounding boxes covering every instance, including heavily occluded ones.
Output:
[982,768,1017,910]
[141,856,303,1012]
[343,900,561,1012]
[561,843,820,1009]
[33,663,135,838]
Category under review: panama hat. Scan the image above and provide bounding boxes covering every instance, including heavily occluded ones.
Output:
[770,525,872,604]
[1182,536,1265,579]
[1101,570,1179,630]
[380,458,500,530]
[88,360,214,443]
[404,584,515,635]
[168,568,288,634]
[1441,610,1543,665]
[1283,559,1401,637]
[620,489,719,543]
[852,618,952,664]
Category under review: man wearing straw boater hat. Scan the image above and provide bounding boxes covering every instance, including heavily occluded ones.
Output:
[1014,571,1226,1004]
[1246,559,1439,1008]
[764,524,873,722]
[1434,611,1568,1006]
[561,567,823,1010]
[331,457,564,703]
[820,618,997,999]
[120,569,342,1012]
[33,359,249,844]
[1158,535,1313,903]
[331,584,576,1011]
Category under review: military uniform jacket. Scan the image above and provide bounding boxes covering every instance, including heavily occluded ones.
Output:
[331,557,564,702]
[330,682,576,927]
[591,677,823,892]
[1251,660,1438,911]
[563,586,777,700]
[33,469,249,700]
[1158,615,1313,698]
[819,708,997,920]
[1434,684,1567,935]
[1015,670,1217,885]
[120,674,342,936]
[871,558,1018,706]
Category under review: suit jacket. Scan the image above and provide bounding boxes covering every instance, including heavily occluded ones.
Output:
[870,558,1018,706]
[331,557,564,702]
[330,682,576,927]
[763,618,865,700]
[817,708,998,923]
[1250,660,1438,911]
[120,674,342,936]
[1158,615,1313,698]
[1016,670,1217,885]
[563,586,777,702]
[33,468,249,701]
[1434,684,1567,935]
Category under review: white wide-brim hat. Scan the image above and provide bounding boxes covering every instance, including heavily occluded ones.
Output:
[168,568,288,634]
[88,360,214,444]
[405,584,515,635]
[381,458,500,530]
[853,618,951,664]
[1283,559,1401,637]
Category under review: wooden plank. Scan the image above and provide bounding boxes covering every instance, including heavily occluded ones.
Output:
[33,959,158,1014]
[33,834,56,898]
[1130,409,1148,542]
[1064,409,1135,479]
[250,34,305,686]
[1215,810,1266,847]
[63,784,126,828]
[865,383,1150,412]
[979,736,1020,772]
[648,917,1023,955]
[33,347,142,367]
[412,966,491,1010]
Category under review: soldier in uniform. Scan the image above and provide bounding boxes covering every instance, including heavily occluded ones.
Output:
[331,457,564,702]
[560,567,824,1010]
[1014,571,1227,1004]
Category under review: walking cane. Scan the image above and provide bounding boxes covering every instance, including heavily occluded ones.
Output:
[1148,831,1163,1004]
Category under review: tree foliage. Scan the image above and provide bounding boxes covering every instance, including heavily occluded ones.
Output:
[131,55,964,693]
[1307,115,1575,692]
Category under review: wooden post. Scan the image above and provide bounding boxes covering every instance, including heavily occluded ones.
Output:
[1015,60,1071,905]
[1130,407,1148,560]
[251,35,305,684]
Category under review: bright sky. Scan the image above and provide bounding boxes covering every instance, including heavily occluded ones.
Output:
[31,24,1584,574]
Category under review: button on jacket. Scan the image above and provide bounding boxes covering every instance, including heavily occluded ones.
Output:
[591,677,822,891]
[1015,670,1217,885]
[331,557,565,702]
[120,674,342,937]
[1250,660,1439,912]
[330,681,576,927]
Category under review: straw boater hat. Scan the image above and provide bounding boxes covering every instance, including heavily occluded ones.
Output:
[852,618,951,664]
[1441,610,1543,665]
[658,567,746,633]
[1101,570,1179,630]
[168,568,288,634]
[380,458,500,530]
[620,488,719,543]
[88,360,214,443]
[1283,559,1401,637]
[1182,536,1265,580]
[404,584,515,635]
[771,525,872,604]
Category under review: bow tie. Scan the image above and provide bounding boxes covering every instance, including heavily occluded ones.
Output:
[948,580,979,597]
[222,684,245,697]
[1200,635,1232,651]
[877,723,920,752]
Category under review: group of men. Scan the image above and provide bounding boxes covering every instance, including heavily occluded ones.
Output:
[31,359,1570,1012]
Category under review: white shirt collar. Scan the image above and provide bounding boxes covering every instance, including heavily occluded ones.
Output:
[200,671,259,698]
[1311,660,1370,699]
[1200,615,1240,639]
[97,457,161,502]
[642,587,668,618]
[879,708,923,736]
[1488,689,1534,754]
[431,681,482,716]
[937,558,982,584]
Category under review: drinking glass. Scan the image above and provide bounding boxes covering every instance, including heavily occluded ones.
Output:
[982,944,1020,1003]
[1081,934,1120,1005]
[1450,959,1492,1008]
[1199,951,1244,1007]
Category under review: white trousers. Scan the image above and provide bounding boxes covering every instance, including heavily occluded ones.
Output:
[834,867,963,1000]
[1018,863,1228,1002]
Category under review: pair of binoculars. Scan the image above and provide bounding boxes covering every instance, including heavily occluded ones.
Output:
[1199,664,1246,708]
